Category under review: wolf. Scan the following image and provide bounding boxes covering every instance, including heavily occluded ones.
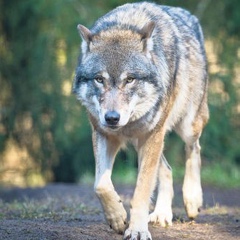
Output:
[72,2,209,239]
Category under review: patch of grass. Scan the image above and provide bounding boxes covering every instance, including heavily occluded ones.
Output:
[0,196,97,220]
[165,161,240,189]
[80,166,138,185]
[204,204,229,215]
[201,162,240,188]
[112,167,137,185]
[80,172,95,185]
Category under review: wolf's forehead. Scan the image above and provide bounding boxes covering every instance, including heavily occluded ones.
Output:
[94,70,126,81]
[99,71,130,80]
[92,29,142,52]
[84,52,150,80]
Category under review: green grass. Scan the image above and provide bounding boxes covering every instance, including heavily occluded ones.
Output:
[201,162,240,188]
[80,167,137,185]
[172,162,240,188]
[81,162,240,189]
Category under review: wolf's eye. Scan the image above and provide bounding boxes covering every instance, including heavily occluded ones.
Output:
[126,77,135,84]
[94,76,104,84]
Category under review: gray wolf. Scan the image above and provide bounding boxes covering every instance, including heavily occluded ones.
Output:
[72,2,209,239]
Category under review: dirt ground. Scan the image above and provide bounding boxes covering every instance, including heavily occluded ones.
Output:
[0,183,239,240]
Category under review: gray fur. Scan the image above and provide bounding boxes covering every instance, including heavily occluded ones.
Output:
[73,2,209,239]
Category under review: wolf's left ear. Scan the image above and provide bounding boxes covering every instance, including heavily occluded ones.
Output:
[139,21,155,55]
[77,24,92,55]
[140,21,155,40]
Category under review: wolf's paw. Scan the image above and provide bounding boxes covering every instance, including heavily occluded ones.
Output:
[183,189,202,219]
[148,209,173,227]
[99,190,128,233]
[184,201,202,220]
[123,228,152,240]
[106,210,128,234]
[108,216,127,234]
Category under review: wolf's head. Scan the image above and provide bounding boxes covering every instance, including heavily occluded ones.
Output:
[73,22,167,131]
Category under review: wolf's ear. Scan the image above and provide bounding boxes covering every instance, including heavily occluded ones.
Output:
[77,24,92,54]
[77,24,92,42]
[139,21,155,56]
[140,21,155,40]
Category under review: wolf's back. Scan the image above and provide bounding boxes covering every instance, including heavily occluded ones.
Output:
[91,2,204,46]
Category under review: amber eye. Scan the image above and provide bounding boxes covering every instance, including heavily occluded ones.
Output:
[94,76,104,84]
[126,77,135,84]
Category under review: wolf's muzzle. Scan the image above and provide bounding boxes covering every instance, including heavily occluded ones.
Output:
[105,111,120,126]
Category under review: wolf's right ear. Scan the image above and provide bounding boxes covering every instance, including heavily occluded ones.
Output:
[77,24,92,42]
[77,24,92,54]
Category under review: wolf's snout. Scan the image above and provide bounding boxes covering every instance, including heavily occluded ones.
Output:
[105,111,120,125]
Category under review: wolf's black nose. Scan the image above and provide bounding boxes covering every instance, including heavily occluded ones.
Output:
[105,111,120,125]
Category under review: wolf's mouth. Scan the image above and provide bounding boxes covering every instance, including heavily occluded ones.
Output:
[104,124,122,131]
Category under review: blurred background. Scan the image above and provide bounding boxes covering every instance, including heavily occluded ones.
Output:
[0,0,239,187]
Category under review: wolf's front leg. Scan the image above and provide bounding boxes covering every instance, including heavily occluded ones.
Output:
[93,130,127,233]
[124,129,165,240]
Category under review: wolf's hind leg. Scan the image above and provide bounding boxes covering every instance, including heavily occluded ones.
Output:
[177,97,208,219]
[182,139,203,219]
[93,130,127,233]
[149,155,174,227]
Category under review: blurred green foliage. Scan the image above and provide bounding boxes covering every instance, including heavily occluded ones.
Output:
[0,0,239,184]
